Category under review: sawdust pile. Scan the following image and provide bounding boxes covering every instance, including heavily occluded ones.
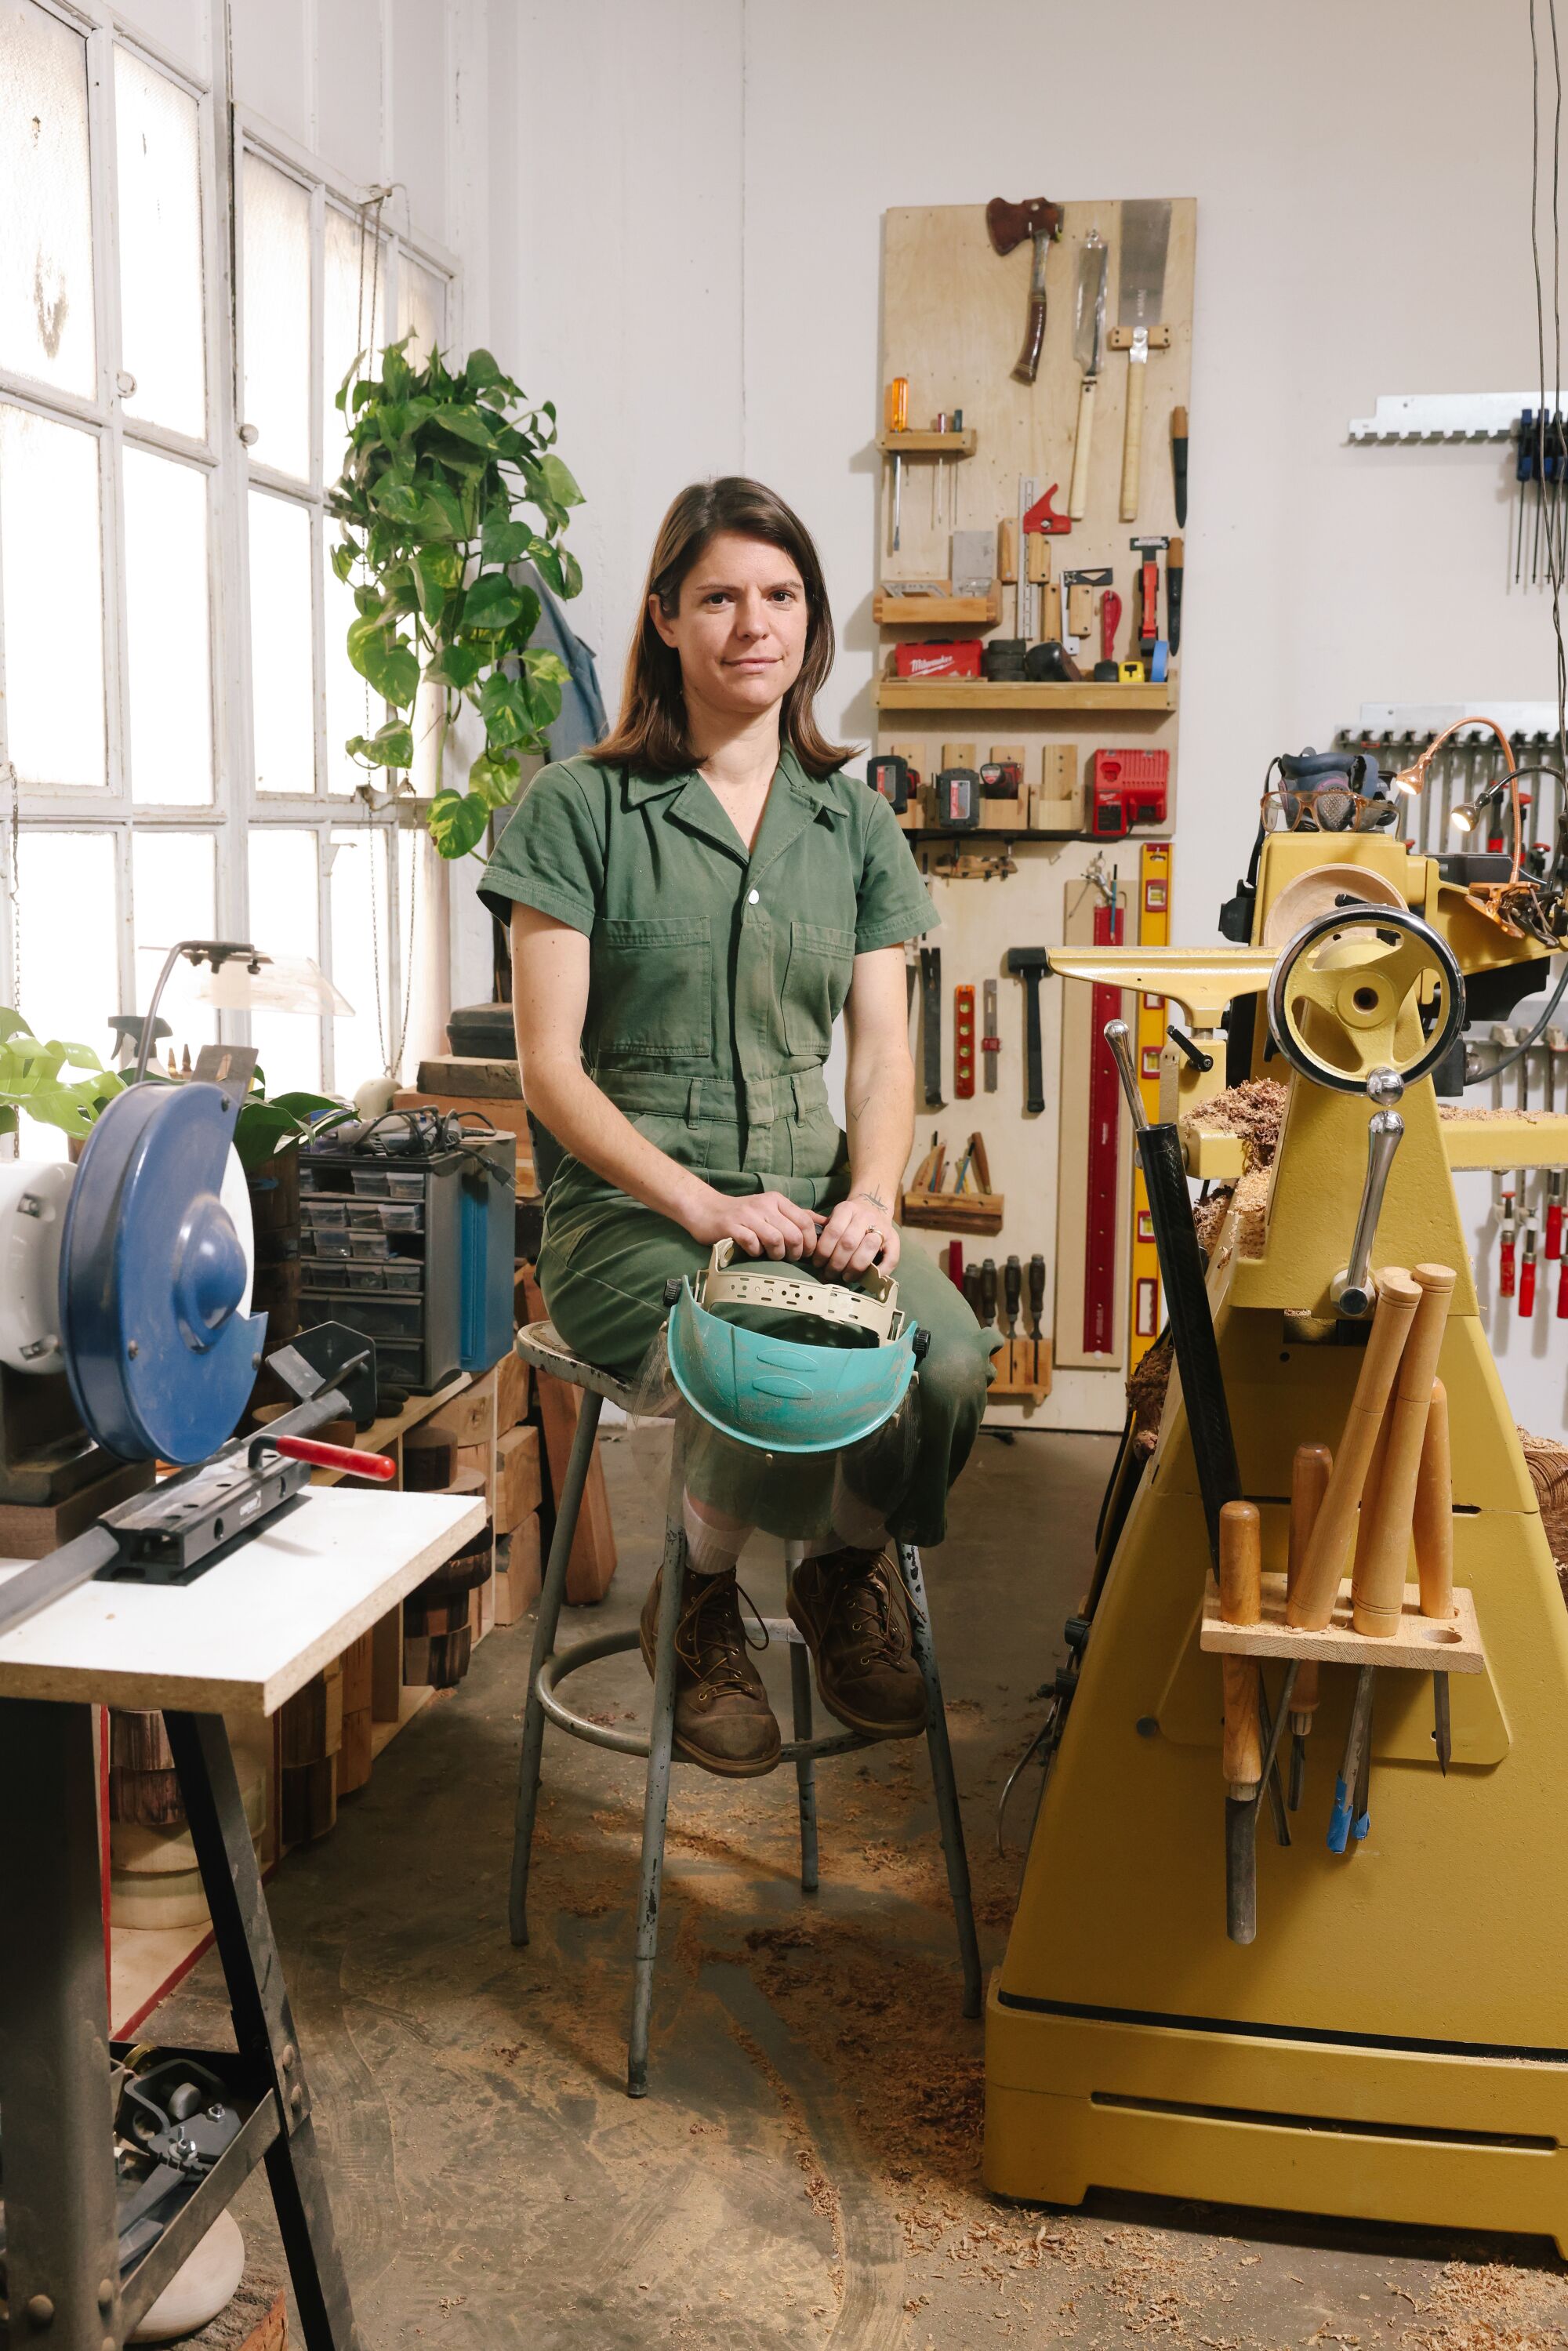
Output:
[1180,1076,1288,1168]
[1438,1104,1554,1124]
[1519,1428,1568,1602]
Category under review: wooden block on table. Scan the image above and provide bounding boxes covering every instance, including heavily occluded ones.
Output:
[494,1422,542,1533]
[416,1055,521,1100]
[456,1441,490,1489]
[279,1656,343,1768]
[403,1424,459,1491]
[340,1627,375,1714]
[371,1605,404,1721]
[337,1705,372,1795]
[495,1344,528,1435]
[475,1564,495,1641]
[0,1456,154,1559]
[493,1514,542,1624]
[521,1265,619,1605]
[422,1381,492,1449]
[281,1755,336,1846]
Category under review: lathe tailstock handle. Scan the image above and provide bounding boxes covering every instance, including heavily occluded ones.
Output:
[1287,1268,1421,1630]
[270,1435,397,1483]
[1352,1264,1455,1639]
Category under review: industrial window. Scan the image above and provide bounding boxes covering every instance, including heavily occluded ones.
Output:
[0,0,455,1146]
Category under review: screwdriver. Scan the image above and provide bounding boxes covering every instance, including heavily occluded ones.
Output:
[980,1256,998,1330]
[1028,1253,1046,1381]
[885,376,909,552]
[1004,1254,1022,1338]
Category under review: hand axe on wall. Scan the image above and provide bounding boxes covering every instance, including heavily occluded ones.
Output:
[986,197,1063,386]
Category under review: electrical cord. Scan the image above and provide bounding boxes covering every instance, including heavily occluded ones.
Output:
[1472,953,1568,1079]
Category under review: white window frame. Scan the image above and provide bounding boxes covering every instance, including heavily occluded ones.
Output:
[0,0,459,1094]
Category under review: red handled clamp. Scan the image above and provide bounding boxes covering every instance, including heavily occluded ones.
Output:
[270,1435,397,1482]
[1500,1215,1517,1298]
[1521,1228,1539,1318]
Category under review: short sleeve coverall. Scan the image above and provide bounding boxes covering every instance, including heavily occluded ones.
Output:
[477,747,994,1547]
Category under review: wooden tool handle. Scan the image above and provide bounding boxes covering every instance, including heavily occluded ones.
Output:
[1352,1264,1455,1638]
[1219,1498,1261,1624]
[1287,1442,1332,1721]
[996,517,1018,583]
[1350,1389,1396,1594]
[1120,350,1148,522]
[1287,1269,1420,1629]
[1069,374,1097,519]
[1218,1500,1262,1791]
[1414,1376,1454,1619]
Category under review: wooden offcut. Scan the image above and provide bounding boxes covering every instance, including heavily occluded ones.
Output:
[415,1055,521,1099]
[521,1266,618,1604]
[495,1345,528,1435]
[494,1423,542,1533]
[494,1514,542,1624]
[0,1455,154,1559]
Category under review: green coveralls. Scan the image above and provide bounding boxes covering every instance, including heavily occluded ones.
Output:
[477,746,993,1547]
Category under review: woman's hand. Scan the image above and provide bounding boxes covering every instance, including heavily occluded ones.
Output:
[684,1185,822,1261]
[811,1191,901,1277]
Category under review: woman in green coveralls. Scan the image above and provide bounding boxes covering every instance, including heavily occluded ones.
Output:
[480,477,993,1777]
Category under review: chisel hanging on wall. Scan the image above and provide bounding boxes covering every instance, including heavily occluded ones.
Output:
[920,947,945,1108]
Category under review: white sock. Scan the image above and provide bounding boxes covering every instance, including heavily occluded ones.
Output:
[682,1491,753,1578]
[802,1468,887,1559]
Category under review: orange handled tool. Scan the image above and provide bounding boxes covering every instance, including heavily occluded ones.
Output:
[1286,1442,1332,1809]
[269,1435,396,1482]
[1218,1499,1262,1944]
[884,376,909,552]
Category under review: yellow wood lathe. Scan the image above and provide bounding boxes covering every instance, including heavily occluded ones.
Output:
[985,822,1568,2252]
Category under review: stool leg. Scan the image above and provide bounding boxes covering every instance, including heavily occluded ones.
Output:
[628,1438,688,2097]
[509,1388,604,1947]
[784,1544,819,1895]
[898,1542,983,2020]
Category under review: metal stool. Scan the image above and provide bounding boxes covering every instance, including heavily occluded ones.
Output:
[507,1320,983,2096]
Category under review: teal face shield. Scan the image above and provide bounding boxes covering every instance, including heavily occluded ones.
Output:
[660,1244,927,1544]
[666,1247,920,1453]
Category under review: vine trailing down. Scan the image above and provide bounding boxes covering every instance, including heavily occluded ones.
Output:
[327,339,585,859]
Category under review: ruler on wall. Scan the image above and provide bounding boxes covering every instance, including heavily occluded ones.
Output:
[1127,841,1171,1373]
[1054,869,1134,1370]
[1083,898,1126,1355]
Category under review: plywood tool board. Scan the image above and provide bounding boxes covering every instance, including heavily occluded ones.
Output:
[877,198,1194,1431]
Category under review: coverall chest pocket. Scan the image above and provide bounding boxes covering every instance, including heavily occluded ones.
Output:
[781,921,856,1057]
[593,915,713,1061]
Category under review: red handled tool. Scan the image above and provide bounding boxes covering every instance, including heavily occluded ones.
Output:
[1548,1174,1563,1262]
[1129,533,1167,659]
[1500,1206,1517,1298]
[1558,1253,1568,1319]
[268,1435,397,1482]
[1521,1228,1539,1318]
[1093,587,1123,681]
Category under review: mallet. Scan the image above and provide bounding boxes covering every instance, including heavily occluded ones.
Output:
[1287,1268,1421,1631]
[1352,1264,1456,1638]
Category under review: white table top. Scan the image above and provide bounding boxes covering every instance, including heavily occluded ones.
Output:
[0,1486,486,1716]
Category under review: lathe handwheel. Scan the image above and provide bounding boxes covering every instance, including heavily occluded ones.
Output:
[1266,902,1465,1095]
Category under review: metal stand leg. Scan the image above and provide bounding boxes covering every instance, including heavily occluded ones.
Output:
[627,1431,688,2098]
[898,1544,983,2020]
[784,1543,819,1894]
[0,1697,122,2351]
[509,1388,604,1946]
[165,1708,361,2351]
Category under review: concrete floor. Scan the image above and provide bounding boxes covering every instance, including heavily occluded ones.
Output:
[157,1423,1568,2349]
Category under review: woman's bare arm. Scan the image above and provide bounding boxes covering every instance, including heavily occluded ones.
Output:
[510,904,818,1260]
[811,944,914,1275]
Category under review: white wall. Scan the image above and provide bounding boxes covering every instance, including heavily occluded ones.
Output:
[496,0,1568,1432]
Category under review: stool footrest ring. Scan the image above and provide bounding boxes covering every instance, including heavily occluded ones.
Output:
[535,1622,870,1764]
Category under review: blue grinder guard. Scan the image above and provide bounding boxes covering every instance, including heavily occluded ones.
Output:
[58,1081,267,1463]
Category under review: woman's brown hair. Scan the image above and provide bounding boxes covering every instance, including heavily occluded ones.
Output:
[591,477,852,781]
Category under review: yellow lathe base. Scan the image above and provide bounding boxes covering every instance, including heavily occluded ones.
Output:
[985,1068,1568,2250]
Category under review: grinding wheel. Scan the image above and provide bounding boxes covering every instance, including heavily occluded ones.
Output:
[58,1082,267,1463]
[1261,862,1406,949]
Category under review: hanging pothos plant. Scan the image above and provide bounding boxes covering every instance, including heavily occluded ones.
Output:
[327,339,583,859]
[0,1014,122,1140]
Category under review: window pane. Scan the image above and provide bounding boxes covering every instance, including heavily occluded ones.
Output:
[0,0,96,396]
[131,829,216,1058]
[16,829,118,1158]
[248,829,321,1093]
[323,533,365,795]
[124,448,212,804]
[241,152,310,482]
[328,823,390,1097]
[248,490,314,793]
[114,49,205,441]
[322,203,384,489]
[0,405,105,787]
[399,258,444,370]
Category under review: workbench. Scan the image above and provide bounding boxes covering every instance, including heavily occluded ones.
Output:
[0,1483,484,2351]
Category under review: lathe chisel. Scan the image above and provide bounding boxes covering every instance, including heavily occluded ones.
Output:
[920,946,945,1108]
[1414,1375,1456,1773]
[1285,1441,1333,1809]
[1328,1663,1376,1853]
[1219,1500,1263,1943]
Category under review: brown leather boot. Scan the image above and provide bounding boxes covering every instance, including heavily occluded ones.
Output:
[787,1548,927,1740]
[639,1566,781,1777]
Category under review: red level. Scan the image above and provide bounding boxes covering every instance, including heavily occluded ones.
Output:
[1083,899,1125,1355]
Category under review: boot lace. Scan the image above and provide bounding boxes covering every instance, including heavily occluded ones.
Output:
[677,1569,769,1700]
[823,1551,909,1665]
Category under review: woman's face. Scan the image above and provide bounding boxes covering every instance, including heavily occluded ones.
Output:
[650,530,810,724]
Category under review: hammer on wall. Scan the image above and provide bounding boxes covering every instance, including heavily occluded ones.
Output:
[986,198,1064,386]
[1006,946,1051,1113]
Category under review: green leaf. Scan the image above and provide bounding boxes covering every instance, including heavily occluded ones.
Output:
[463,572,524,633]
[478,673,531,747]
[430,404,498,449]
[369,477,424,527]
[427,788,492,858]
[522,647,568,688]
[354,583,383,618]
[412,546,461,619]
[504,584,543,650]
[347,718,415,768]
[536,452,584,510]
[270,1090,343,1119]
[480,516,532,566]
[330,541,358,583]
[426,640,487,690]
[463,347,505,392]
[524,673,562,733]
[468,749,522,809]
[347,616,419,706]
